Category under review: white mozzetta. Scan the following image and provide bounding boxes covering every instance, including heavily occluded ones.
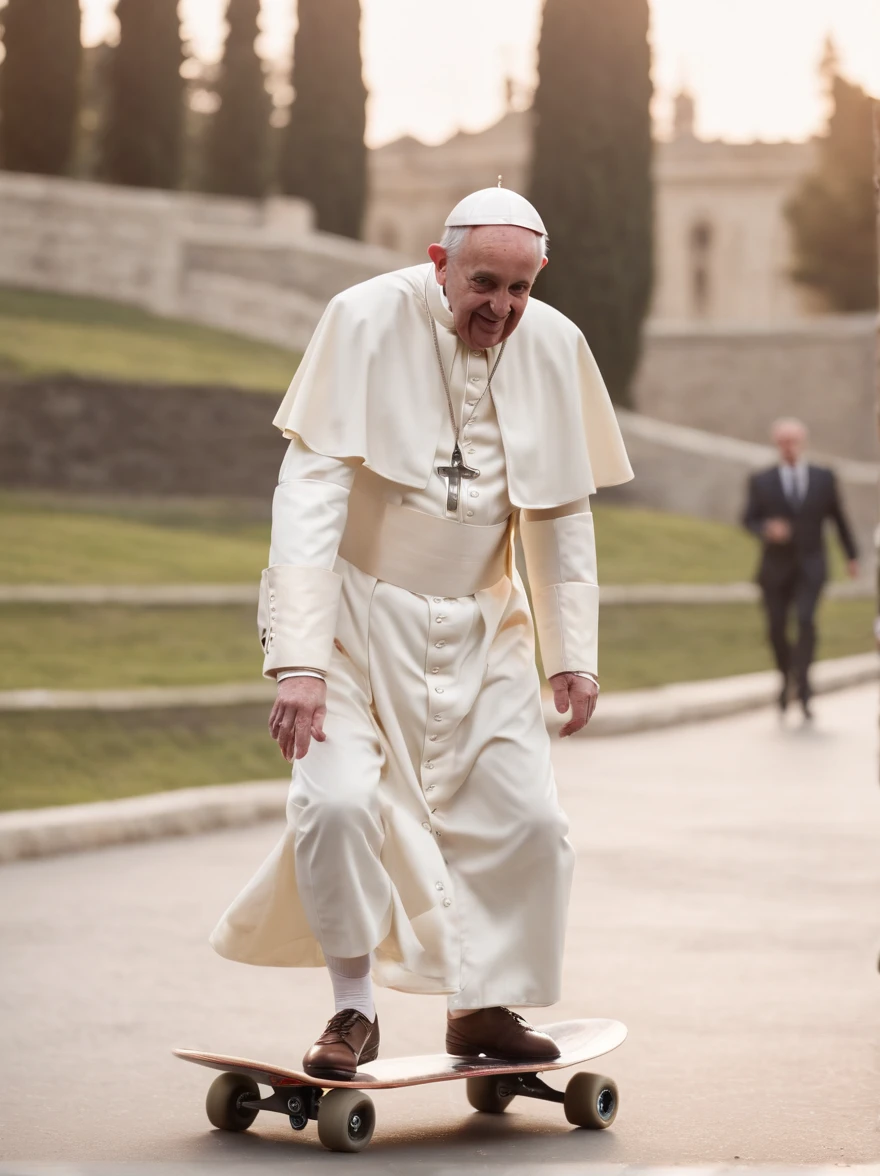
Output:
[272,263,633,507]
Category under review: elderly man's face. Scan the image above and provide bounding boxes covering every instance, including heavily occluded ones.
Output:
[772,422,807,466]
[428,226,547,351]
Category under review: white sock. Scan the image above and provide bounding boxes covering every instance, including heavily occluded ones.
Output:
[325,953,375,1022]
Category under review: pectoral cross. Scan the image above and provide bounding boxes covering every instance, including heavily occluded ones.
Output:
[437,444,480,515]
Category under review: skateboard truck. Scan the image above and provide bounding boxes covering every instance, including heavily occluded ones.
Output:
[496,1073,565,1104]
[239,1084,322,1131]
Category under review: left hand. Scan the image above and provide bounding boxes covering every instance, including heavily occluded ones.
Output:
[549,672,599,737]
[847,559,859,580]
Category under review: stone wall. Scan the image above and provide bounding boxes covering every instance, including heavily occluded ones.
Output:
[0,172,404,351]
[2,376,875,555]
[634,316,878,462]
[609,410,878,555]
[0,375,284,499]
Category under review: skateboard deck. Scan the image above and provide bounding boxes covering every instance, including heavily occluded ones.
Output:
[174,1018,626,1153]
[174,1017,626,1090]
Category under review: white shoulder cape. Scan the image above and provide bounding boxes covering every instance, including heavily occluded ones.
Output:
[272,263,633,509]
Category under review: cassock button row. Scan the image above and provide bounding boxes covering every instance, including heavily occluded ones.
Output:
[429,735,438,741]
[471,350,482,356]
[426,783,435,792]
[443,898,452,907]
[422,821,431,831]
[435,882,444,891]
[433,597,442,603]
[470,490,479,498]
[435,687,444,694]
[425,762,435,769]
[431,667,439,674]
[434,715,443,722]
[467,510,474,517]
[435,641,446,648]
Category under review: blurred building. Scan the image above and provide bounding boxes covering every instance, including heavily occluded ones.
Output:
[366,90,820,324]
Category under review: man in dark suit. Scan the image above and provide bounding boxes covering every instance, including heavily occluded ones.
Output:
[743,418,859,719]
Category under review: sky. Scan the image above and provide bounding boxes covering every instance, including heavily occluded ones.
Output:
[77,0,880,148]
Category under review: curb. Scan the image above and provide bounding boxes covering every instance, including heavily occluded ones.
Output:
[0,580,871,607]
[0,780,288,864]
[0,681,274,712]
[542,652,878,736]
[1,654,876,864]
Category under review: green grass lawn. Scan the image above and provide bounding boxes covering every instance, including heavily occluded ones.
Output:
[0,706,285,811]
[0,286,299,392]
[2,489,820,587]
[0,597,871,696]
[0,499,268,585]
[595,597,873,692]
[0,605,261,690]
[0,598,871,811]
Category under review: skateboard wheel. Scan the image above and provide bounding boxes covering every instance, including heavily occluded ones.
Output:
[205,1071,260,1132]
[465,1075,516,1113]
[564,1072,619,1129]
[316,1088,376,1153]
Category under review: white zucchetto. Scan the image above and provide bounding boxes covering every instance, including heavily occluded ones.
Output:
[445,187,547,235]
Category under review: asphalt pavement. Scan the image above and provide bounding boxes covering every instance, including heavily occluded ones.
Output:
[2,685,878,1168]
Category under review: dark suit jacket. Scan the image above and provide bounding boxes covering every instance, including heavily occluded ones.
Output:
[742,464,858,586]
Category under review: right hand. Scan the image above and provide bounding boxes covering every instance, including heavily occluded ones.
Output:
[269,676,327,762]
[763,517,792,544]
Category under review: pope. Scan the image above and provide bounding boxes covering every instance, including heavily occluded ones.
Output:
[210,186,634,1079]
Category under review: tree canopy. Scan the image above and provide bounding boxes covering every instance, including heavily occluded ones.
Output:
[99,0,185,189]
[202,0,271,198]
[0,0,82,175]
[786,54,878,312]
[279,0,368,238]
[529,0,654,406]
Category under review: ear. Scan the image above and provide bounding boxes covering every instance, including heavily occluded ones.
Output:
[427,243,448,284]
[539,256,549,271]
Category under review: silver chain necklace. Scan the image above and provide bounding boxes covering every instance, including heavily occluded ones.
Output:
[424,276,507,515]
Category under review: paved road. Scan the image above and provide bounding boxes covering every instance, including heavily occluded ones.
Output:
[2,686,879,1168]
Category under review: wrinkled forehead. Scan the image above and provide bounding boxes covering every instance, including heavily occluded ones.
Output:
[458,225,543,271]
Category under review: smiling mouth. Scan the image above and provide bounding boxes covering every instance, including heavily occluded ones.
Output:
[476,313,506,328]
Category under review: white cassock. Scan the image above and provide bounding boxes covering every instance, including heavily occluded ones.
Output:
[210,263,633,1010]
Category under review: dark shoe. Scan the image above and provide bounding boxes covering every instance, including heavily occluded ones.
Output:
[801,696,814,722]
[446,1007,560,1061]
[777,674,790,713]
[303,1009,380,1081]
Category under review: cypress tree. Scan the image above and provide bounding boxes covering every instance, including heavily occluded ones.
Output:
[279,0,367,239]
[99,0,185,190]
[202,0,271,198]
[0,0,82,175]
[786,61,878,312]
[529,0,653,406]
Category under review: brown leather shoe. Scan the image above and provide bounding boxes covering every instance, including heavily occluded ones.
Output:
[302,1009,380,1080]
[446,1007,560,1061]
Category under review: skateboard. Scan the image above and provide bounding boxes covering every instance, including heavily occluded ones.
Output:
[174,1017,626,1153]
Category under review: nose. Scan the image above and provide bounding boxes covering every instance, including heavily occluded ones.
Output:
[488,292,512,320]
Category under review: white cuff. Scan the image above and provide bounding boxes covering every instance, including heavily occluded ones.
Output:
[531,582,599,680]
[258,565,343,678]
[276,669,326,682]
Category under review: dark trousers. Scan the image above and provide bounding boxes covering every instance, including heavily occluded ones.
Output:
[759,567,824,699]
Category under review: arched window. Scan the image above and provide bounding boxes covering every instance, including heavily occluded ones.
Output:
[689,219,713,317]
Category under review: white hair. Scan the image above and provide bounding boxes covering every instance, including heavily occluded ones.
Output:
[439,225,548,267]
[771,417,808,439]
